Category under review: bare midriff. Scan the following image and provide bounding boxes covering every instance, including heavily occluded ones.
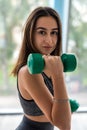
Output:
[25,114,49,122]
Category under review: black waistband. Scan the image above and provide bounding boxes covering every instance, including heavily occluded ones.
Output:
[23,115,54,129]
[23,115,52,125]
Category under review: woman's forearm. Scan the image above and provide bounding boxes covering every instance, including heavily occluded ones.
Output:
[51,75,71,130]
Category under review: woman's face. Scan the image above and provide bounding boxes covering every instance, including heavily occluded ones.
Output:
[34,16,58,55]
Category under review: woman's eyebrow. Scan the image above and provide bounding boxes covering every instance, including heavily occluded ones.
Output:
[52,28,59,31]
[35,27,46,30]
[35,27,58,31]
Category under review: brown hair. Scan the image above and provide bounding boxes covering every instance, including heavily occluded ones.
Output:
[11,6,62,76]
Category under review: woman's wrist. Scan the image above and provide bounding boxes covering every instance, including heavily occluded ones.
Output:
[52,74,64,83]
[52,73,69,99]
[53,97,69,103]
[51,73,64,81]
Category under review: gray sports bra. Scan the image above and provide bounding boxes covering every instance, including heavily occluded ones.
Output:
[17,72,54,116]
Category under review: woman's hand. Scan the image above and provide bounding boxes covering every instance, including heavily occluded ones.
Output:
[43,55,64,78]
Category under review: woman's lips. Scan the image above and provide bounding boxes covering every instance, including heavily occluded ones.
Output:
[43,46,52,49]
[42,46,53,54]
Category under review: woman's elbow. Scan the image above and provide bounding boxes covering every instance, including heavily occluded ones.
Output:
[52,117,71,130]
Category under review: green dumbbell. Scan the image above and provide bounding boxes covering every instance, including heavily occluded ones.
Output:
[27,53,77,74]
[27,53,79,112]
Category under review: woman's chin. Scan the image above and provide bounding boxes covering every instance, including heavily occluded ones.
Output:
[42,53,50,56]
[41,51,51,55]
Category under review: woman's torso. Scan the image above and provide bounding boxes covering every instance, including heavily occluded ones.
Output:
[17,67,53,122]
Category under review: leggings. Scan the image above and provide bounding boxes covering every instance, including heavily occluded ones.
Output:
[15,116,54,130]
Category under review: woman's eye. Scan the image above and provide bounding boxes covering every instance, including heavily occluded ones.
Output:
[38,30,46,35]
[51,31,58,35]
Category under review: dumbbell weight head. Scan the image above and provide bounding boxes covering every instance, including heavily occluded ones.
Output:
[69,99,79,112]
[27,53,45,74]
[27,53,77,74]
[61,53,77,72]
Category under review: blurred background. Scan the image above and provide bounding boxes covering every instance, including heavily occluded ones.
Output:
[0,0,87,130]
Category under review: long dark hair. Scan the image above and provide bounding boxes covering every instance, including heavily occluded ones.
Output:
[11,6,62,76]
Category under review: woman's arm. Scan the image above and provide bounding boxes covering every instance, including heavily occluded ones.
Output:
[44,55,71,130]
[51,76,71,130]
[18,56,71,130]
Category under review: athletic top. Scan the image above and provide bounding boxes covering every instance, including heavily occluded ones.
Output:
[17,72,54,116]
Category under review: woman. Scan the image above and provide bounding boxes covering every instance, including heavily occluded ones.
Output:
[12,6,71,130]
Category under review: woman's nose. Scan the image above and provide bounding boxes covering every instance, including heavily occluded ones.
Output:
[45,34,52,44]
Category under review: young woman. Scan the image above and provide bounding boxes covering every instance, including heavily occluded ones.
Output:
[12,6,71,130]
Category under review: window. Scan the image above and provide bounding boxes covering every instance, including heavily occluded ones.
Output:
[67,1,87,129]
[0,0,49,130]
[67,0,87,108]
[0,0,49,110]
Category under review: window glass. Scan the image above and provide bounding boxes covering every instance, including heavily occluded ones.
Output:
[0,0,49,110]
[66,0,87,107]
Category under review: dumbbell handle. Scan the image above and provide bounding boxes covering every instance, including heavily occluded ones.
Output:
[27,53,77,74]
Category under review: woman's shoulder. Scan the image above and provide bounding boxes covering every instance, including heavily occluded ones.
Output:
[18,65,30,78]
[18,65,42,79]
